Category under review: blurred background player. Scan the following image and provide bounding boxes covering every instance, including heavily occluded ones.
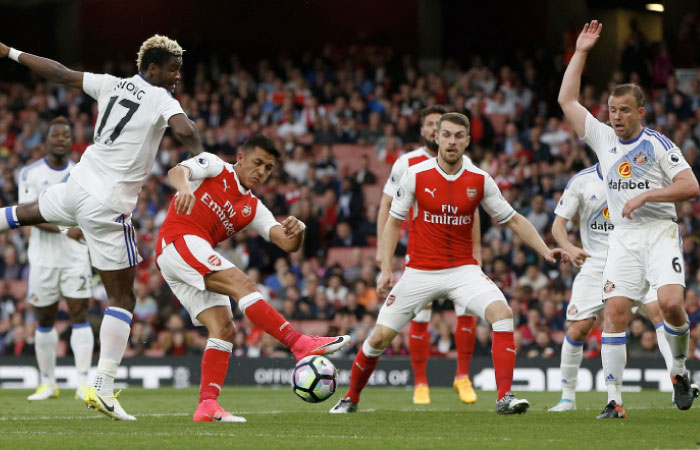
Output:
[22,117,94,402]
[559,20,700,418]
[377,105,479,405]
[158,136,349,422]
[330,113,568,415]
[548,163,675,412]
[0,35,203,420]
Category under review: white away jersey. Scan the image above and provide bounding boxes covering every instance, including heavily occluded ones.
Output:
[19,158,89,268]
[583,113,690,227]
[554,164,611,273]
[70,73,185,214]
[382,146,434,196]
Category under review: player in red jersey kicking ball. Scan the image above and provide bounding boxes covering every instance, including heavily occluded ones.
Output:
[330,113,569,415]
[156,136,349,422]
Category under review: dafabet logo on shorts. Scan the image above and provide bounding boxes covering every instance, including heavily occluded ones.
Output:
[617,161,631,178]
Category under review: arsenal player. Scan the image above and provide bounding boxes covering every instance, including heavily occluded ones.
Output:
[156,135,349,422]
[330,113,568,415]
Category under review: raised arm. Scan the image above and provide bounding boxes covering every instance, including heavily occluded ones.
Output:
[169,114,203,157]
[558,21,602,138]
[0,42,82,89]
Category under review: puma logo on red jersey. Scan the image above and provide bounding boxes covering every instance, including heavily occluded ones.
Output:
[424,187,436,198]
[223,178,230,192]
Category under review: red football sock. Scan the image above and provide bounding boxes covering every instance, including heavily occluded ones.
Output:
[199,347,230,403]
[455,315,476,378]
[346,349,380,403]
[244,299,302,348]
[409,321,430,386]
[492,331,516,400]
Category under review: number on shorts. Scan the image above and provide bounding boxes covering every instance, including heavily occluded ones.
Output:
[672,257,682,274]
[95,96,140,145]
[78,276,88,291]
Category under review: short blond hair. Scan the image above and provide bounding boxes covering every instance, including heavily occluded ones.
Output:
[136,35,184,72]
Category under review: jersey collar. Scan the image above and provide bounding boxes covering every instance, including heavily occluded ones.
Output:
[433,157,465,180]
[230,164,250,195]
[618,127,644,145]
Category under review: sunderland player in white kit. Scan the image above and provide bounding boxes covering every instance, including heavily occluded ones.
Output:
[377,105,480,405]
[548,163,675,412]
[22,117,94,402]
[559,21,700,418]
[158,136,349,422]
[0,36,203,420]
[330,113,568,415]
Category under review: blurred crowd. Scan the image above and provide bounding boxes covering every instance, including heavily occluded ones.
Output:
[2,18,700,363]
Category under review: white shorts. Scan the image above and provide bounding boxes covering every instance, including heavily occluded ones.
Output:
[27,264,93,307]
[566,271,657,321]
[602,221,685,301]
[156,235,235,326]
[38,176,142,271]
[377,265,506,332]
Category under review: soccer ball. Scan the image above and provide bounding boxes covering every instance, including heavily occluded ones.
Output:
[291,355,338,403]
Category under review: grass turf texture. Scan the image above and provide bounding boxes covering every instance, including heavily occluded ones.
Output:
[1,387,699,449]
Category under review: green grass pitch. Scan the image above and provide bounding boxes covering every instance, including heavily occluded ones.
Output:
[1,387,699,449]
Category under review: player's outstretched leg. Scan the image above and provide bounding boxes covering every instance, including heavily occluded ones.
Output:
[408,310,431,404]
[330,329,392,414]
[454,314,477,404]
[194,338,246,423]
[238,292,349,359]
[28,325,60,401]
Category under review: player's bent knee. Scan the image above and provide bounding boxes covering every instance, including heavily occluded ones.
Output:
[67,298,90,324]
[484,300,512,324]
[368,325,396,350]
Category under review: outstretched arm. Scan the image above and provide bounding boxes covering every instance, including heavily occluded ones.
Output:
[0,42,82,89]
[551,215,589,268]
[269,217,306,253]
[558,20,602,138]
[505,213,568,263]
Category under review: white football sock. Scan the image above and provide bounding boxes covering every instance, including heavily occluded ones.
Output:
[560,334,585,401]
[601,332,626,405]
[70,322,94,387]
[664,321,690,377]
[35,326,58,386]
[93,307,132,396]
[654,322,673,373]
[0,206,19,232]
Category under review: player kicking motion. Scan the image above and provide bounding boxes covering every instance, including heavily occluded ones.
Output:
[548,163,677,412]
[0,35,204,420]
[377,105,481,405]
[377,106,480,405]
[157,136,349,422]
[22,117,94,402]
[559,21,700,418]
[331,113,568,415]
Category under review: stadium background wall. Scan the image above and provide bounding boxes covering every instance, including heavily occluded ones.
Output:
[1,357,698,392]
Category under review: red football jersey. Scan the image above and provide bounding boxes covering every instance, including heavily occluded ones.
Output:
[157,153,279,255]
[389,158,514,270]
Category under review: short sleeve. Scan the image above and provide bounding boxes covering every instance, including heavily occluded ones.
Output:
[554,178,581,220]
[178,152,225,180]
[382,156,408,196]
[583,112,613,156]
[389,170,416,221]
[658,146,692,181]
[156,91,186,123]
[480,174,516,224]
[18,169,37,204]
[243,200,280,241]
[82,72,118,100]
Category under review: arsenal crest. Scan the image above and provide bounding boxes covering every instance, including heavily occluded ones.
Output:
[567,304,578,316]
[208,255,222,266]
[466,187,478,200]
[385,295,395,306]
[633,152,648,165]
[241,205,252,216]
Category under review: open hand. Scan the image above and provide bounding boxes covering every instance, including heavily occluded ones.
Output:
[173,190,196,214]
[576,20,602,53]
